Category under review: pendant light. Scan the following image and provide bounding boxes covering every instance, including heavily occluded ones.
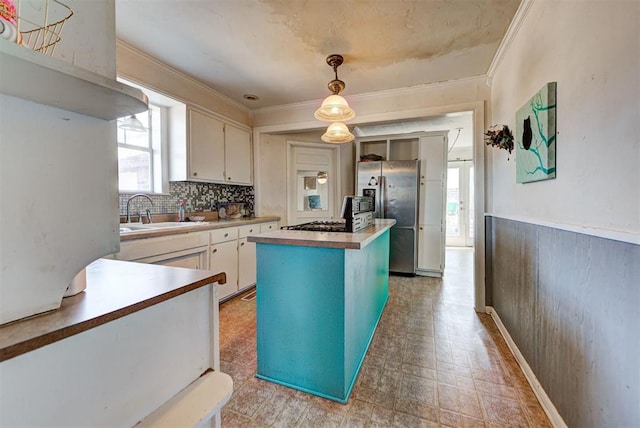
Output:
[119,114,147,132]
[321,122,355,144]
[314,54,355,122]
[316,171,328,184]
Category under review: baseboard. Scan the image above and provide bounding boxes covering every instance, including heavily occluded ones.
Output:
[485,306,567,428]
[415,270,442,278]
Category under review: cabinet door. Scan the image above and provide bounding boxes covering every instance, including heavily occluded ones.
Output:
[238,237,256,290]
[210,239,238,300]
[419,134,446,180]
[189,109,225,182]
[417,225,443,273]
[224,124,251,184]
[419,180,444,226]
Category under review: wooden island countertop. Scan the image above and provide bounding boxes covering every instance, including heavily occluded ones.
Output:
[0,259,226,362]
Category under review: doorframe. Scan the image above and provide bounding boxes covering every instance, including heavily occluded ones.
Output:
[446,160,474,247]
[285,140,341,226]
[253,100,486,312]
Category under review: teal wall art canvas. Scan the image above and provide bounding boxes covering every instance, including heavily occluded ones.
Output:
[516,82,557,183]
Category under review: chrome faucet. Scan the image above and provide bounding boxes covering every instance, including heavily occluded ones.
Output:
[126,194,153,223]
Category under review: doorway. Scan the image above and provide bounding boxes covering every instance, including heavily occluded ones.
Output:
[286,142,338,226]
[446,160,474,247]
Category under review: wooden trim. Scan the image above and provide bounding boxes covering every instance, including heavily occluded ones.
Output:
[485,213,639,245]
[486,306,568,428]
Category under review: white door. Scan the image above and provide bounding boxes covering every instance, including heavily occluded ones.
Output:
[446,161,474,247]
[287,144,337,226]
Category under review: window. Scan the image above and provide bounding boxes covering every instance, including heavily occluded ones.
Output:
[116,78,181,194]
[117,106,161,193]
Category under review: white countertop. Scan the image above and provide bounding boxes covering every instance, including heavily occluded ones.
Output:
[247,219,396,250]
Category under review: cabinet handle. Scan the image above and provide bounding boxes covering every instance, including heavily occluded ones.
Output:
[224,233,228,237]
[227,177,231,180]
[212,248,217,254]
[419,226,423,230]
[240,242,245,246]
[250,229,253,233]
[193,172,198,177]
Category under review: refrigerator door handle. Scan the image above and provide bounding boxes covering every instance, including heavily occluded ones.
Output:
[379,175,385,218]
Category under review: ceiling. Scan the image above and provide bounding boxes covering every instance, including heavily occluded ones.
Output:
[115,0,521,111]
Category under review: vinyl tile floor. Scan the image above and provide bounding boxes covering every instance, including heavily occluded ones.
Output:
[219,248,552,427]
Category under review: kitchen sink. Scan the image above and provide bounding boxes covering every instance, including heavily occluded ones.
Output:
[119,222,201,233]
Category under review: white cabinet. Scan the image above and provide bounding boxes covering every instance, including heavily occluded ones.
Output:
[417,132,448,277]
[189,108,225,182]
[260,222,278,233]
[116,221,277,302]
[238,238,256,290]
[418,225,443,274]
[419,180,444,225]
[116,232,209,269]
[238,224,259,291]
[210,240,239,301]
[355,135,420,162]
[224,124,252,185]
[210,228,239,301]
[169,105,252,185]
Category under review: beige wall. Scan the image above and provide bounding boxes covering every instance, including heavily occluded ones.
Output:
[255,130,354,224]
[116,40,251,126]
[488,0,639,234]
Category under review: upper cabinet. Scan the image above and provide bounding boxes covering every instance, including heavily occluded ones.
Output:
[189,108,225,182]
[168,105,252,185]
[356,135,420,162]
[224,124,252,185]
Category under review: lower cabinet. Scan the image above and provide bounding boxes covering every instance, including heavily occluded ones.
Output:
[238,225,258,291]
[117,221,278,302]
[210,239,239,301]
[417,225,443,276]
[116,232,209,269]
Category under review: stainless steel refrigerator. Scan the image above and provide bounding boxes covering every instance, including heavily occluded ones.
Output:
[357,160,419,274]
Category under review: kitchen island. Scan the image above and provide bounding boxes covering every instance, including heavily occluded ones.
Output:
[247,219,395,403]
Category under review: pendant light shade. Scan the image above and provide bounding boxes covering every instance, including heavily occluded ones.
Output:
[316,171,328,184]
[119,114,147,132]
[314,54,356,123]
[314,94,355,122]
[321,122,355,144]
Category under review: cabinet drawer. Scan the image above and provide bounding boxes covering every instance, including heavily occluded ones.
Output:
[118,232,209,261]
[238,224,260,238]
[259,222,278,233]
[210,227,238,244]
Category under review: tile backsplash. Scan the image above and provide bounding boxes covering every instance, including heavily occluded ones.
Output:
[120,182,254,216]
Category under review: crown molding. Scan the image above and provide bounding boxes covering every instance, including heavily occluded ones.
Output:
[115,39,250,114]
[487,0,535,79]
[252,75,490,116]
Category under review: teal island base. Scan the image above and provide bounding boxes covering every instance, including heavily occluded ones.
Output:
[254,229,390,403]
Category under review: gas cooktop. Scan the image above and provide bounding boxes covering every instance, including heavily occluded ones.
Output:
[281,220,347,232]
